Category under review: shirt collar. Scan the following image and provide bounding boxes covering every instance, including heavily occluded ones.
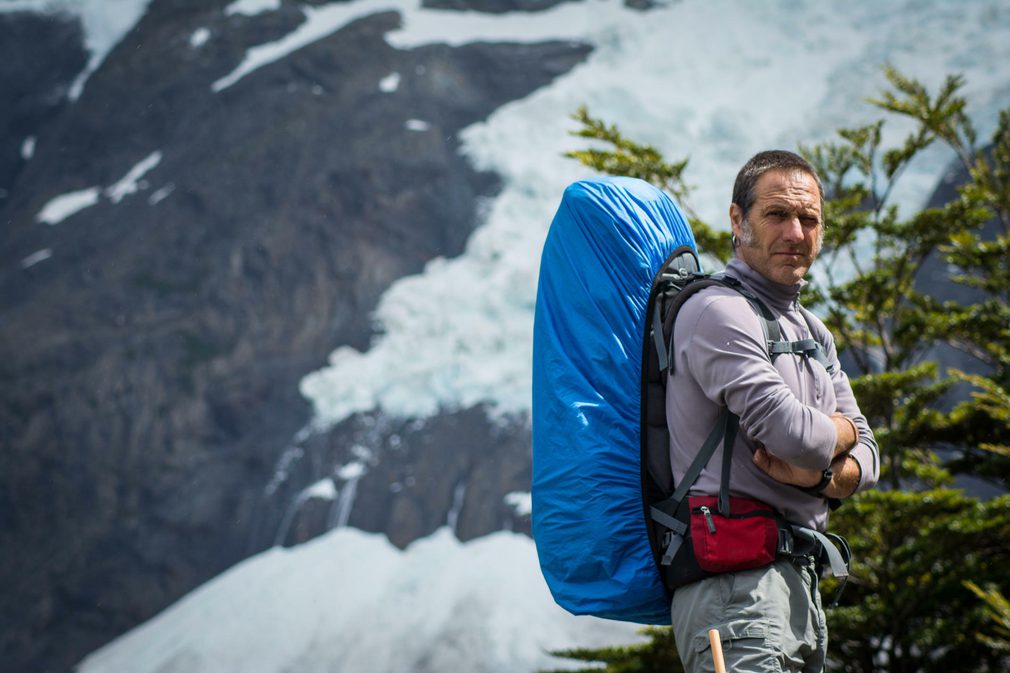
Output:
[724,257,805,314]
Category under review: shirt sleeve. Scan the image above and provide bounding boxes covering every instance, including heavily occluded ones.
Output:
[815,320,880,493]
[678,292,837,470]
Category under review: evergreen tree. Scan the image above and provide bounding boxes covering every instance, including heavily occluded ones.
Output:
[546,68,1010,673]
[541,627,683,673]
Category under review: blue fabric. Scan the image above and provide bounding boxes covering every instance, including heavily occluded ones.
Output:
[532,177,696,625]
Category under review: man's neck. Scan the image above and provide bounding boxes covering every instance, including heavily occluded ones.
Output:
[725,257,804,314]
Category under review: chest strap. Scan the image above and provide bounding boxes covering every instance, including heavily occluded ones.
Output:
[768,338,836,374]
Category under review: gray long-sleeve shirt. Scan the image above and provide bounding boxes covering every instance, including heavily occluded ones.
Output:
[666,258,879,531]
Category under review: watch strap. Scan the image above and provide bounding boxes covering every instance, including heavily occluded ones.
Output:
[800,467,833,497]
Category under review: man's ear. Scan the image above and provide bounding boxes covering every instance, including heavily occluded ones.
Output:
[729,203,744,238]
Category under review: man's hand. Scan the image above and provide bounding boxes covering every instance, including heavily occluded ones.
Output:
[821,453,861,499]
[830,412,859,458]
[752,446,824,488]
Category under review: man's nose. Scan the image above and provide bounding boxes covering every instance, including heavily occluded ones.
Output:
[782,216,804,242]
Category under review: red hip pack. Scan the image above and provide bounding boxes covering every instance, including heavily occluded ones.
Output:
[688,495,781,573]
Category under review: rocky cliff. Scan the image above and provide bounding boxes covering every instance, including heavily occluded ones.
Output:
[0,3,591,671]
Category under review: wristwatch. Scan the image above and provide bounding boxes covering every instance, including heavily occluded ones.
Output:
[800,467,833,497]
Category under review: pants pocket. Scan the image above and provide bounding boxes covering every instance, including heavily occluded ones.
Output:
[691,620,778,673]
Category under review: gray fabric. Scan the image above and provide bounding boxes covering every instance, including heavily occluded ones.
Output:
[666,258,879,531]
[671,558,828,673]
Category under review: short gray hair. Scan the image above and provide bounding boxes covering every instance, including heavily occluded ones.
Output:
[732,150,824,217]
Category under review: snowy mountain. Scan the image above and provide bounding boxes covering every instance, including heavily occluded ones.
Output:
[77,527,643,673]
[2,1,1010,672]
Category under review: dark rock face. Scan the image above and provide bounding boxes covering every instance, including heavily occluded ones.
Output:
[916,153,1000,380]
[271,409,533,550]
[914,152,1006,498]
[0,3,590,671]
[0,11,87,201]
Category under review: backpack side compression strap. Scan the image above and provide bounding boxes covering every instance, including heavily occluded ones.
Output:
[650,408,738,565]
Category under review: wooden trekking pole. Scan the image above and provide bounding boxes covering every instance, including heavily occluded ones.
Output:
[708,628,728,673]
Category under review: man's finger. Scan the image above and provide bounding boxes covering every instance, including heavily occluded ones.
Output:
[753,447,773,473]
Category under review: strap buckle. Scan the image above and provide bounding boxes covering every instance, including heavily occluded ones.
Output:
[660,531,685,566]
[776,526,795,555]
[791,526,852,608]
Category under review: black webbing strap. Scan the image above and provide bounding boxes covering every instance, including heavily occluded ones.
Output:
[717,413,739,517]
[653,301,669,373]
[808,345,835,375]
[661,272,832,377]
[768,338,835,373]
[790,527,852,607]
[651,408,736,565]
[797,306,837,375]
[728,280,836,374]
[650,507,686,536]
[661,533,685,565]
[718,275,781,345]
[650,407,728,526]
[670,407,730,505]
[768,338,819,354]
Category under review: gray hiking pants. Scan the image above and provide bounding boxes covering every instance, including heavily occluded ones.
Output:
[670,556,827,673]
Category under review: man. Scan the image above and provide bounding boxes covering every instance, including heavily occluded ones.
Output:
[666,150,879,672]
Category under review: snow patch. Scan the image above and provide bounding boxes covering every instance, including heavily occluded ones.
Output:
[331,471,362,528]
[36,187,101,225]
[77,527,642,673]
[210,0,600,93]
[20,136,36,160]
[213,2,400,92]
[351,444,375,462]
[304,478,338,501]
[0,1,152,100]
[105,151,162,203]
[384,0,600,48]
[273,478,340,545]
[189,27,211,48]
[405,118,430,131]
[68,0,154,100]
[447,481,467,532]
[21,248,53,269]
[337,461,366,481]
[379,71,400,92]
[265,445,304,496]
[36,152,163,223]
[505,491,532,517]
[225,0,281,15]
[148,183,175,205]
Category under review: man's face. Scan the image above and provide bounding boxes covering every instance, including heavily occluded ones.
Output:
[730,169,823,285]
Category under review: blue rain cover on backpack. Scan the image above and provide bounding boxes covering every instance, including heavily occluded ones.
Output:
[532,176,696,624]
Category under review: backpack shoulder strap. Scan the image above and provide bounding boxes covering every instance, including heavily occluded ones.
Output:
[796,305,837,375]
[760,304,836,374]
[662,273,781,375]
[676,275,836,376]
